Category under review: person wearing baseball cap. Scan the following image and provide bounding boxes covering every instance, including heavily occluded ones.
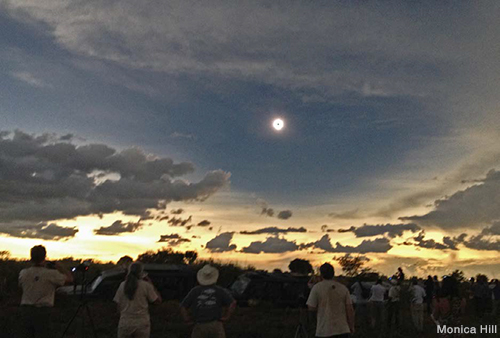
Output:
[180,265,236,338]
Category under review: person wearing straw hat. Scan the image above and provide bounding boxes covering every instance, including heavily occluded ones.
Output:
[181,265,236,338]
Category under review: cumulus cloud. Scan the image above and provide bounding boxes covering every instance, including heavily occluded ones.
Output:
[0,130,229,239]
[0,222,78,241]
[303,235,392,253]
[277,210,293,220]
[241,236,299,254]
[157,233,191,246]
[240,227,307,235]
[205,232,237,252]
[197,220,211,227]
[94,220,143,236]
[401,169,500,229]
[340,223,421,238]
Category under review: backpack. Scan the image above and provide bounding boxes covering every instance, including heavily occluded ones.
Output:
[360,282,370,300]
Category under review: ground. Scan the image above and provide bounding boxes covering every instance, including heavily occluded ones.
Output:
[1,296,500,338]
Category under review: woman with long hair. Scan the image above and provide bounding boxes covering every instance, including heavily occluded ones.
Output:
[432,276,466,338]
[114,262,162,338]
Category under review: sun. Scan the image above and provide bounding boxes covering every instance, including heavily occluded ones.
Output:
[272,118,284,131]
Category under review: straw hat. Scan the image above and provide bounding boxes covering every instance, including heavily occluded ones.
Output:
[197,265,219,286]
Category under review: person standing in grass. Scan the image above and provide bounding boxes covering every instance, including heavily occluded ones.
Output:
[18,245,73,338]
[181,265,236,338]
[114,262,162,338]
[307,263,355,338]
[410,278,426,333]
[368,278,386,335]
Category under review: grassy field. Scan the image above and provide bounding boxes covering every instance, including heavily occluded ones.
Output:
[2,294,500,338]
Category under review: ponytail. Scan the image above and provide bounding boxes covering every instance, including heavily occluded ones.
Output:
[124,262,143,300]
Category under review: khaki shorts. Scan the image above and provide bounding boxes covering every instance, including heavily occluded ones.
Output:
[192,321,226,338]
[118,322,151,338]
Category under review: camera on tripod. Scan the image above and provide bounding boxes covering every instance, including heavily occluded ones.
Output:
[72,260,91,273]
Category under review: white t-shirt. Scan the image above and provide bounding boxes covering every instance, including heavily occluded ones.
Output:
[411,285,426,304]
[19,266,66,307]
[369,284,386,302]
[306,279,351,337]
[388,286,400,302]
[114,280,159,326]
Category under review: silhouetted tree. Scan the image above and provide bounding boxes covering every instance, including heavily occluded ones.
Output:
[334,254,371,277]
[288,259,313,275]
[184,251,198,265]
[137,248,186,264]
[450,269,465,282]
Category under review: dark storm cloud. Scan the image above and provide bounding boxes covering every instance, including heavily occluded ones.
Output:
[94,220,143,236]
[241,237,299,254]
[335,223,420,238]
[401,169,500,229]
[0,222,78,241]
[240,227,307,235]
[157,233,191,246]
[303,235,392,253]
[277,210,293,220]
[197,220,211,227]
[205,232,237,252]
[480,221,500,235]
[0,130,229,239]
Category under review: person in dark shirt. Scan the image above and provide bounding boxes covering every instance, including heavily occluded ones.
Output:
[181,265,236,338]
[493,280,500,317]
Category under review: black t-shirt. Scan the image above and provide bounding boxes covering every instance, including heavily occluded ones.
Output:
[181,285,234,323]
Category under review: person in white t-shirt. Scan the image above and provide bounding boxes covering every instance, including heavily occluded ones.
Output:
[410,278,426,332]
[368,279,386,334]
[18,245,73,338]
[113,262,162,338]
[307,263,355,338]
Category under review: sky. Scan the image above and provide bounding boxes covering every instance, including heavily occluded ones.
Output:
[1,1,500,277]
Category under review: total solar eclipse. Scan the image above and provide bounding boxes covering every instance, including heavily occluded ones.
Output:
[272,118,284,131]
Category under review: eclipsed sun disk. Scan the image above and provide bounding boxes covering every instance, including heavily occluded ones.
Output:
[272,118,284,131]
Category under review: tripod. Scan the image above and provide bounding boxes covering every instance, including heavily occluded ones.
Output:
[61,270,98,338]
[293,305,312,338]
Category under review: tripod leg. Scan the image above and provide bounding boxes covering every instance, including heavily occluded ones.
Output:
[61,303,84,338]
[85,304,98,338]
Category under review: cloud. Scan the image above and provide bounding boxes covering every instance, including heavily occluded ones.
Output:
[94,220,143,236]
[241,236,299,254]
[329,209,363,220]
[168,216,192,227]
[401,169,500,229]
[480,221,500,235]
[170,132,195,140]
[205,232,237,252]
[348,223,421,238]
[277,210,293,220]
[0,222,78,241]
[240,226,307,235]
[0,130,229,238]
[157,233,191,246]
[257,200,292,219]
[197,220,211,227]
[304,235,392,253]
[170,208,184,214]
[10,71,48,88]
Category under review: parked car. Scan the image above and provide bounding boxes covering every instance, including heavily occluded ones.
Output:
[230,271,310,307]
[58,264,196,300]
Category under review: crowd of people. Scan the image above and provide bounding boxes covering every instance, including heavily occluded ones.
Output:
[347,268,500,337]
[16,245,500,338]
